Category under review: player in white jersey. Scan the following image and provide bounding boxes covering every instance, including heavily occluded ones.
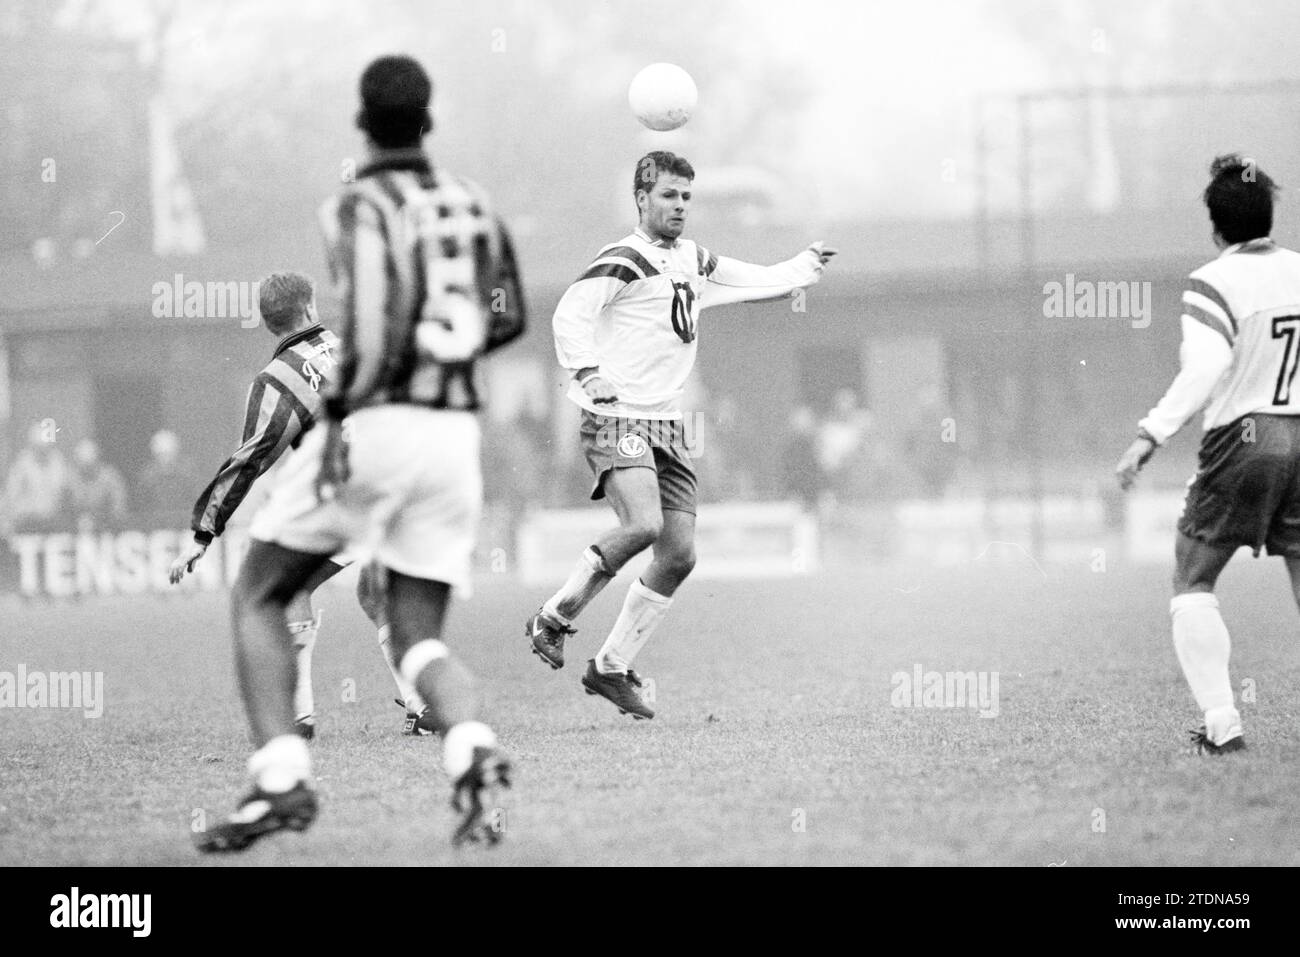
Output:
[1117,153,1300,754]
[525,150,835,718]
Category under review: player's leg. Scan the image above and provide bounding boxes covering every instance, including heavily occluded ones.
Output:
[529,463,662,668]
[544,465,661,614]
[1284,557,1300,614]
[197,540,334,852]
[231,541,334,748]
[382,569,506,843]
[284,559,346,738]
[594,507,693,676]
[196,422,355,853]
[585,438,697,718]
[356,560,432,734]
[1171,531,1242,750]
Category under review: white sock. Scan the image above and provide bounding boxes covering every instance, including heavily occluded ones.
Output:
[595,578,672,674]
[248,734,312,794]
[544,547,615,624]
[288,619,317,722]
[377,624,423,711]
[443,721,497,780]
[1171,592,1240,744]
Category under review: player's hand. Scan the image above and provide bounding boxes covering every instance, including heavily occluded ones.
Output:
[169,540,207,584]
[316,418,351,503]
[1115,436,1157,491]
[808,241,838,268]
[580,374,619,406]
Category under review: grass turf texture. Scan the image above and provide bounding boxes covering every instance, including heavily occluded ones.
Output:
[2,554,1298,866]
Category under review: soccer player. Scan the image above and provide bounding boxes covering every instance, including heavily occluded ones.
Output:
[526,150,835,718]
[196,54,525,851]
[1116,153,1300,755]
[167,271,434,738]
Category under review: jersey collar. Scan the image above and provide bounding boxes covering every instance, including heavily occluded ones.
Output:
[274,323,324,358]
[634,226,678,249]
[1220,237,1276,257]
[359,147,433,179]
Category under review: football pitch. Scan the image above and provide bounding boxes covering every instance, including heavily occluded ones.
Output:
[3,554,1299,867]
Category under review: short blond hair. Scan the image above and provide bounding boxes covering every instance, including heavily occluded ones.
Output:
[258,272,315,334]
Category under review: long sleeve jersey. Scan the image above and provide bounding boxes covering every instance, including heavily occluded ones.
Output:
[552,226,825,420]
[189,324,340,544]
[1141,238,1300,443]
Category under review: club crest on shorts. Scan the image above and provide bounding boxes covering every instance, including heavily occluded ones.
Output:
[617,433,648,458]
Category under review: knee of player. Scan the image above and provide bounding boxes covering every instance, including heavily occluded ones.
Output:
[627,517,664,549]
[231,574,288,616]
[664,546,696,578]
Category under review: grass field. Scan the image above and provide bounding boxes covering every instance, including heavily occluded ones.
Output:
[3,552,1300,867]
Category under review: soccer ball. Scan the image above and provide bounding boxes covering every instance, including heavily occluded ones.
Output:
[628,63,697,132]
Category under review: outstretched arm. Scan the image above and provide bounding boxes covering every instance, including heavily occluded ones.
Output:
[702,241,837,309]
[171,377,305,583]
[1116,315,1232,489]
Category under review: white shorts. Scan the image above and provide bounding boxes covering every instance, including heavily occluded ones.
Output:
[249,405,482,596]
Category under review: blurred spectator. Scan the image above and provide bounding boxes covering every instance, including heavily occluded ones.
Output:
[66,439,128,531]
[3,421,69,534]
[816,389,867,501]
[901,386,958,496]
[135,430,200,523]
[778,405,824,509]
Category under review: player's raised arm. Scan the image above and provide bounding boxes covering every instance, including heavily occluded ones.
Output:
[1115,279,1234,489]
[701,240,837,309]
[552,261,627,405]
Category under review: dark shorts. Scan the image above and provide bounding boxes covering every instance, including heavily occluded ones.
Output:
[579,410,698,515]
[1178,414,1300,557]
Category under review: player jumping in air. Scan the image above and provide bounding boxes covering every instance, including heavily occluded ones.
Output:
[167,271,435,738]
[526,150,835,718]
[1116,153,1300,755]
[196,54,525,852]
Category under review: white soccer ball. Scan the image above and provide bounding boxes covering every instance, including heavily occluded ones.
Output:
[628,63,697,132]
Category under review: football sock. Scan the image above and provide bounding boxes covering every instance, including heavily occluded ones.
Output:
[377,623,423,712]
[1170,592,1239,743]
[400,639,479,736]
[443,721,498,780]
[287,618,317,722]
[595,578,672,674]
[1205,704,1243,746]
[248,734,311,794]
[544,546,615,624]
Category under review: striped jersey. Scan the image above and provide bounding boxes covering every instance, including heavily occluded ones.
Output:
[317,148,525,418]
[552,227,825,419]
[190,324,340,543]
[1141,238,1300,443]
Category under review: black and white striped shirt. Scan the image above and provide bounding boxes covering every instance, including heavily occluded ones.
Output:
[317,148,525,417]
[190,324,340,544]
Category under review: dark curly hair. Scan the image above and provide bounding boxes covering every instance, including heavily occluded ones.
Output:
[1204,153,1278,245]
